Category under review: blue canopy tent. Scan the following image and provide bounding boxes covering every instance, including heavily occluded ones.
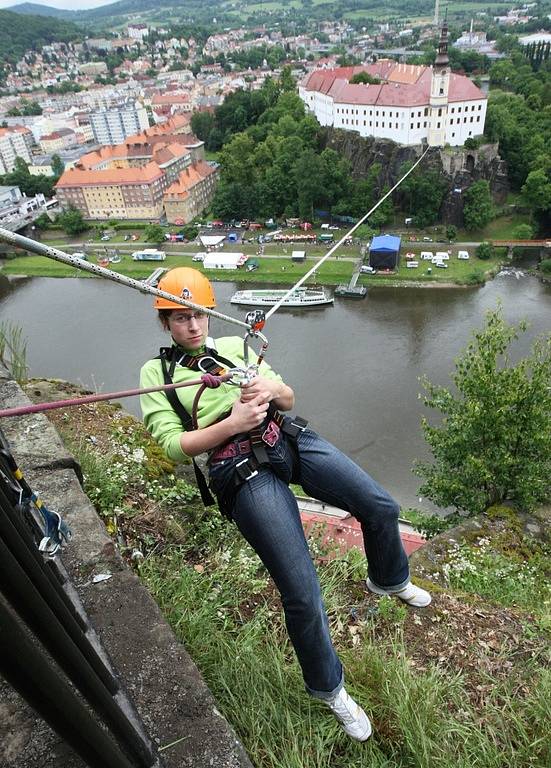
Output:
[369,234,401,269]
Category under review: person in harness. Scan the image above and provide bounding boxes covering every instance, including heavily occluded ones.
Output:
[140,267,431,742]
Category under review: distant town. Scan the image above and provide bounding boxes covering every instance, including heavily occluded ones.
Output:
[0,1,550,235]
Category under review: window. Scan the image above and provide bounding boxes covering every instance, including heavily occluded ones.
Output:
[438,108,442,116]
[424,121,427,128]
[470,116,473,123]
[437,121,440,129]
[417,122,420,129]
[395,123,398,129]
[410,123,413,130]
[458,107,462,113]
[440,88,444,95]
[477,116,480,122]
[450,118,453,125]
[478,104,482,111]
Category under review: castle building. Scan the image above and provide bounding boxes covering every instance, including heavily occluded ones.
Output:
[299,23,486,147]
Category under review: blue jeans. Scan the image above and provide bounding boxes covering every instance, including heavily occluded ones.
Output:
[208,425,410,699]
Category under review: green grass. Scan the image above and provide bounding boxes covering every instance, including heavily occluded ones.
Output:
[47,396,551,768]
[456,214,532,242]
[2,246,505,287]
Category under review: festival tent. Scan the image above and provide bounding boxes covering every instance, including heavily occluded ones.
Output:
[369,234,401,269]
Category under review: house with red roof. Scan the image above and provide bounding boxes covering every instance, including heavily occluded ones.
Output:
[299,23,486,147]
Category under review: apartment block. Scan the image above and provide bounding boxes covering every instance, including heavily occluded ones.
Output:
[0,126,33,174]
[90,102,149,145]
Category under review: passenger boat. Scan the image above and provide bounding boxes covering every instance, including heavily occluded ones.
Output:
[230,288,333,307]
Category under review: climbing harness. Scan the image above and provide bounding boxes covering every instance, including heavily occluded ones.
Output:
[0,429,71,557]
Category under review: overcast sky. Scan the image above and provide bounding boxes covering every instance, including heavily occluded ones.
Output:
[0,0,115,9]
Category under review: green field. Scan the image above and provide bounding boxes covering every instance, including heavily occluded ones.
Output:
[2,247,504,287]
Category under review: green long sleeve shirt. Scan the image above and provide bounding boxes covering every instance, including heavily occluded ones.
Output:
[140,336,284,462]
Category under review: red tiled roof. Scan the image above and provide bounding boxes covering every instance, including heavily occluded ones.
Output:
[56,161,163,188]
[302,63,486,108]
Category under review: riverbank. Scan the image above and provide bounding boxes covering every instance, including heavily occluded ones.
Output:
[1,250,504,287]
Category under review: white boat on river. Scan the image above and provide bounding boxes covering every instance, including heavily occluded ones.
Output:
[230,287,333,307]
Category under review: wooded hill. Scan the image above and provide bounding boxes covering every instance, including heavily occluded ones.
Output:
[0,9,83,65]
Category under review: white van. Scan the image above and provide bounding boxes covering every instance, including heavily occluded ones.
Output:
[458,250,470,260]
[406,260,419,268]
[435,251,449,261]
[421,251,433,260]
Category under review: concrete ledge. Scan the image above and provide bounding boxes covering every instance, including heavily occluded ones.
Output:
[0,368,252,768]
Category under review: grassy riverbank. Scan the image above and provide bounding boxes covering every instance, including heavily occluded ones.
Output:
[1,249,504,287]
[27,380,551,768]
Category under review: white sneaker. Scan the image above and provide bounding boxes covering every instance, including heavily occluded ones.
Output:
[324,688,372,742]
[366,578,432,607]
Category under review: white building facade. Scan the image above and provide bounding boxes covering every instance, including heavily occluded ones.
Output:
[90,103,149,146]
[299,25,486,147]
[0,126,33,174]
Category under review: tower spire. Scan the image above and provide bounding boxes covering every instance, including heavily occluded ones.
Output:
[434,16,449,70]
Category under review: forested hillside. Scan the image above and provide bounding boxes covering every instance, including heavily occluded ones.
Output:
[0,9,83,65]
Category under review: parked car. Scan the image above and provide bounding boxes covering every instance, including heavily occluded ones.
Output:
[422,236,432,242]
[72,252,87,260]
[457,250,470,260]
[192,252,206,262]
[406,260,419,268]
[434,261,448,268]
[101,235,111,241]
[360,265,376,274]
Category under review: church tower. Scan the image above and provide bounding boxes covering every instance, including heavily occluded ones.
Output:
[427,18,450,147]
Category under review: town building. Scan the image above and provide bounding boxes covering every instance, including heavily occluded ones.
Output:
[0,126,34,174]
[90,102,149,145]
[127,24,149,41]
[39,128,78,153]
[453,21,504,59]
[299,23,486,147]
[163,161,219,224]
[55,115,218,223]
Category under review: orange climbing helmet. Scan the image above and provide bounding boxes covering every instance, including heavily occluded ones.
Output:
[154,267,216,310]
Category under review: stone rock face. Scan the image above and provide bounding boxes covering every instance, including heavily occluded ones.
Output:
[321,129,509,226]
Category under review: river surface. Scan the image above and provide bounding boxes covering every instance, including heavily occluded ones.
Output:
[1,269,549,513]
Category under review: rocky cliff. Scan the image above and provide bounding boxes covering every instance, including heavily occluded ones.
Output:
[322,130,510,226]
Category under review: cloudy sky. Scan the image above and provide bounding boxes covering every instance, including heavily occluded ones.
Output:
[0,0,115,9]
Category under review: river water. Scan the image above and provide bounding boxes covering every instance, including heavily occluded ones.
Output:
[1,270,549,513]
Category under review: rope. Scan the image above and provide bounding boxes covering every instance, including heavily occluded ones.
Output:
[0,229,250,331]
[0,374,232,419]
[264,146,431,320]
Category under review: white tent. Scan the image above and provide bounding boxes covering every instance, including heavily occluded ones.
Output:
[203,252,244,270]
[199,235,226,248]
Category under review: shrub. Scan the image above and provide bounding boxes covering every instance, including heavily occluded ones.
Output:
[476,241,493,260]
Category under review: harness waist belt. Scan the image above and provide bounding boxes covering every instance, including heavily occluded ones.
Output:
[211,439,252,461]
[210,419,281,463]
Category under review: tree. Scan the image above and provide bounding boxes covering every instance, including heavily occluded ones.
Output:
[57,206,88,236]
[181,224,197,241]
[463,180,493,230]
[446,225,457,241]
[51,154,64,179]
[513,223,534,240]
[476,241,493,260]
[144,224,164,244]
[191,111,215,143]
[349,72,380,85]
[521,169,551,214]
[415,307,551,515]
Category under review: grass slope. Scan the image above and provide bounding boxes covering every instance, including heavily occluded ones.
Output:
[25,380,551,768]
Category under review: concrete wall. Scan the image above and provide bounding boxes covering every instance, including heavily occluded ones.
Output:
[0,365,252,768]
